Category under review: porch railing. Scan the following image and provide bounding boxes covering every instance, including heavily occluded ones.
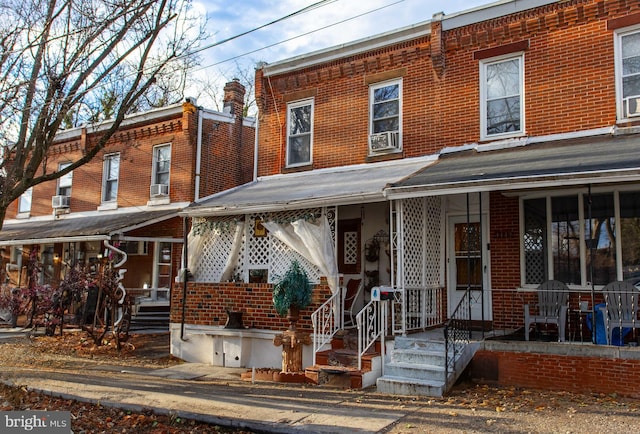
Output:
[391,286,444,335]
[356,299,385,370]
[311,290,341,365]
[443,287,473,383]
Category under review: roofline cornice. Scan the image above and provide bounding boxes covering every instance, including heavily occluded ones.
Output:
[261,0,557,77]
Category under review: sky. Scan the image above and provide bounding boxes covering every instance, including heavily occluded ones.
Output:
[187,0,491,109]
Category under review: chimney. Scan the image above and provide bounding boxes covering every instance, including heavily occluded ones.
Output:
[223,79,246,118]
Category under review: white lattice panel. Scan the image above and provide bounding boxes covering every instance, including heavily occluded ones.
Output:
[266,208,322,284]
[248,214,269,267]
[194,219,242,283]
[344,231,358,265]
[401,198,426,287]
[423,196,442,287]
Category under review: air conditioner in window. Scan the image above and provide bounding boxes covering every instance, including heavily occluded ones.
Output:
[150,183,169,197]
[369,131,400,152]
[625,96,640,117]
[51,195,70,209]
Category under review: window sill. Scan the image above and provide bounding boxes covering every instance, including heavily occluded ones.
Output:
[15,212,30,219]
[282,164,313,174]
[98,202,118,211]
[366,150,403,163]
[147,196,170,206]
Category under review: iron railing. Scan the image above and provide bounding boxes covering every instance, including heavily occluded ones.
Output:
[311,290,341,365]
[356,299,385,370]
[443,287,473,383]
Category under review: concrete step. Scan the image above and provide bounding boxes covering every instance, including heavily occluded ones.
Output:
[391,347,445,365]
[383,360,445,382]
[377,375,445,397]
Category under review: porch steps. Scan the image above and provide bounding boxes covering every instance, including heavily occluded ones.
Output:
[377,335,461,397]
[130,304,170,331]
[305,331,382,389]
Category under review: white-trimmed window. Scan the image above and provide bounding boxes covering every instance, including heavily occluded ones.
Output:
[152,144,171,186]
[18,187,32,214]
[57,162,73,197]
[615,26,640,120]
[369,79,401,153]
[480,54,524,140]
[521,190,640,287]
[286,99,313,167]
[102,153,120,203]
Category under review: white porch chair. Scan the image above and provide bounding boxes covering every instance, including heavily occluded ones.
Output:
[524,280,569,342]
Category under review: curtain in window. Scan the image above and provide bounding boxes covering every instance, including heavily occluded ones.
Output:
[263,215,339,294]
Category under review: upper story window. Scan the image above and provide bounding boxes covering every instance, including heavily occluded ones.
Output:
[521,190,640,288]
[102,153,120,203]
[286,99,313,167]
[369,79,401,153]
[151,144,171,197]
[18,187,32,214]
[615,27,640,120]
[480,54,524,140]
[57,162,73,197]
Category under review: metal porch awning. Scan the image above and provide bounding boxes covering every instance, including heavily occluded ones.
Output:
[385,133,640,198]
[0,209,179,246]
[183,156,436,217]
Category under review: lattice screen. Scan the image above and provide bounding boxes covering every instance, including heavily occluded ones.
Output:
[524,208,546,284]
[193,217,241,282]
[423,196,442,287]
[401,198,424,287]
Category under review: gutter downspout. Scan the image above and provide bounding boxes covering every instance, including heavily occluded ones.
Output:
[253,115,259,181]
[180,216,189,341]
[195,107,203,201]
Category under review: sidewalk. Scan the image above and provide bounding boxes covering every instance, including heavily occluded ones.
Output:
[0,351,411,433]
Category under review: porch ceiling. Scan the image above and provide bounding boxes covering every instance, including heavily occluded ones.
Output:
[386,133,640,198]
[183,156,436,217]
[0,209,178,246]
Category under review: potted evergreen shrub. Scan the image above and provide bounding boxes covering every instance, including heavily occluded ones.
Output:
[272,260,312,331]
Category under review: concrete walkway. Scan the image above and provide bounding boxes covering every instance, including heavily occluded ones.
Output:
[1,358,413,433]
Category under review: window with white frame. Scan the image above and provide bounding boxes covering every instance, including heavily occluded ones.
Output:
[615,27,640,119]
[102,153,120,203]
[522,190,640,287]
[369,79,401,152]
[18,187,32,214]
[152,144,171,186]
[57,162,72,197]
[286,99,313,167]
[480,54,524,140]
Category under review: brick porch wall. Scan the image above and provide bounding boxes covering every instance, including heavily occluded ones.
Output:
[469,343,640,399]
[171,280,333,332]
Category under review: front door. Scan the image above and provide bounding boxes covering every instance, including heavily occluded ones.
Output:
[447,215,491,321]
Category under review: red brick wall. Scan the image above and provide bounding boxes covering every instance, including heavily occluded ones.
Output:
[256,0,639,178]
[489,192,525,329]
[171,281,333,332]
[470,348,640,399]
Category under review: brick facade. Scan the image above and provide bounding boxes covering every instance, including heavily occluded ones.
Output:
[256,0,640,178]
[171,281,333,332]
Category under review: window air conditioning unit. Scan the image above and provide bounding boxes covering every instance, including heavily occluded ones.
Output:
[369,131,399,152]
[51,195,70,209]
[150,183,169,197]
[625,96,640,118]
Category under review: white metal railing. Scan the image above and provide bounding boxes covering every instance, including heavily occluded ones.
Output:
[311,290,342,365]
[356,299,385,370]
[391,286,444,335]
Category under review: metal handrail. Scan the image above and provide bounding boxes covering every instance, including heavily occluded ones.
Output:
[356,299,384,370]
[443,286,473,383]
[311,289,341,365]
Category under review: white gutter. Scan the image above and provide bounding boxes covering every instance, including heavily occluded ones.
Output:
[384,170,640,200]
[0,235,109,246]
